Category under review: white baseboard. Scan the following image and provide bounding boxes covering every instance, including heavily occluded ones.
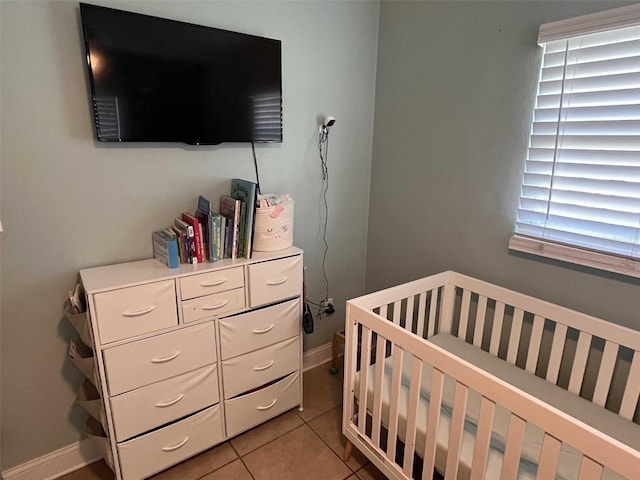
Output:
[1,439,100,480]
[1,342,335,480]
[302,341,333,372]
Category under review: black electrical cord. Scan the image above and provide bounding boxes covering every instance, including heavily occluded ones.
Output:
[317,127,331,303]
[251,142,262,194]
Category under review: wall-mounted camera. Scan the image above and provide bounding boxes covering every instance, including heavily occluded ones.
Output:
[323,116,336,128]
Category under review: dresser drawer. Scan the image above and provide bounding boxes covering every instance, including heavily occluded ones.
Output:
[104,322,216,396]
[248,256,302,307]
[118,404,223,480]
[222,337,300,399]
[182,288,245,324]
[94,280,178,344]
[225,371,300,437]
[111,363,219,442]
[179,267,244,300]
[218,298,300,360]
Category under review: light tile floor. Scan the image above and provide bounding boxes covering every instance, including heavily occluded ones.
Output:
[59,362,389,480]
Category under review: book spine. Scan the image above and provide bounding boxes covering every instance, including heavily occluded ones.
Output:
[172,226,187,264]
[185,224,196,264]
[152,232,179,268]
[182,213,203,264]
[237,201,246,258]
[232,202,240,259]
[175,219,196,264]
[245,206,254,259]
[210,215,220,262]
[219,216,226,259]
[226,218,234,259]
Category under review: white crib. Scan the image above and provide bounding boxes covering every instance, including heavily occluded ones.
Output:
[343,271,640,480]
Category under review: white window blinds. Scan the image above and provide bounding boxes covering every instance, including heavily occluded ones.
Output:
[513,6,640,268]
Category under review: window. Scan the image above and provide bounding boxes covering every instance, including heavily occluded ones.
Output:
[510,5,640,278]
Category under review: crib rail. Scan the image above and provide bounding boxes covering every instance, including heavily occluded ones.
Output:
[448,272,640,423]
[349,271,640,423]
[350,271,450,341]
[343,300,640,480]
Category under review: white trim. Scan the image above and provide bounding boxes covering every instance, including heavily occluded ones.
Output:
[538,3,640,43]
[509,235,640,279]
[0,344,334,480]
[302,341,333,372]
[1,439,101,480]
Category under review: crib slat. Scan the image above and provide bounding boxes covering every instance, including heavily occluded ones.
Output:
[403,356,423,477]
[500,414,526,480]
[371,335,387,447]
[506,308,524,365]
[422,369,445,480]
[568,332,592,395]
[470,397,496,480]
[405,296,415,334]
[379,304,388,321]
[427,288,438,338]
[620,350,640,420]
[386,346,404,460]
[445,382,469,480]
[536,434,562,479]
[417,292,427,337]
[473,295,488,348]
[526,315,545,374]
[393,300,402,326]
[489,301,506,356]
[458,289,472,341]
[593,341,619,408]
[357,326,372,436]
[439,283,456,334]
[546,323,567,384]
[578,456,604,480]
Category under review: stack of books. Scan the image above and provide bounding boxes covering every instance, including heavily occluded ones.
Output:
[152,179,258,268]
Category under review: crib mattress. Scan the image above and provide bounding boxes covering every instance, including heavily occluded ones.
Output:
[355,333,636,479]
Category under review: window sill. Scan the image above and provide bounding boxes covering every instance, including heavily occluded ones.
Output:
[508,235,640,279]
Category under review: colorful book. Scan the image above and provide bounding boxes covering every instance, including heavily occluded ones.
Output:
[220,195,241,259]
[171,225,188,264]
[231,179,258,258]
[152,230,179,268]
[237,200,247,258]
[182,212,204,264]
[175,218,196,264]
[196,195,218,262]
[214,213,226,259]
[211,213,223,261]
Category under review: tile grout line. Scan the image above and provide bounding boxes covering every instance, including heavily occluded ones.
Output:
[303,407,371,480]
[230,442,257,480]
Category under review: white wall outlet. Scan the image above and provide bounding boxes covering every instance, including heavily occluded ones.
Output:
[321,298,335,315]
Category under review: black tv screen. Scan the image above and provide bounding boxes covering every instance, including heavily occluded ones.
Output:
[80,3,282,145]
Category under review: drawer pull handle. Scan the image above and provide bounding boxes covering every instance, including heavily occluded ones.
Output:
[151,351,181,363]
[266,277,288,286]
[161,436,190,452]
[252,324,275,334]
[155,394,185,408]
[122,305,156,317]
[201,278,227,287]
[202,300,228,311]
[253,360,275,371]
[257,399,277,411]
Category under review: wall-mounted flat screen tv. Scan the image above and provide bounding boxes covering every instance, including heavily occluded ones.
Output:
[80,3,282,145]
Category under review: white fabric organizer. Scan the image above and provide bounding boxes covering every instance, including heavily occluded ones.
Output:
[343,271,640,480]
[253,194,294,252]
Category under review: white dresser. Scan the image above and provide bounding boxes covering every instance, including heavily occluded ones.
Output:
[71,247,303,480]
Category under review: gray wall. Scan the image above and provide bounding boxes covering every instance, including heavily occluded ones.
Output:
[368,0,640,333]
[0,0,378,469]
